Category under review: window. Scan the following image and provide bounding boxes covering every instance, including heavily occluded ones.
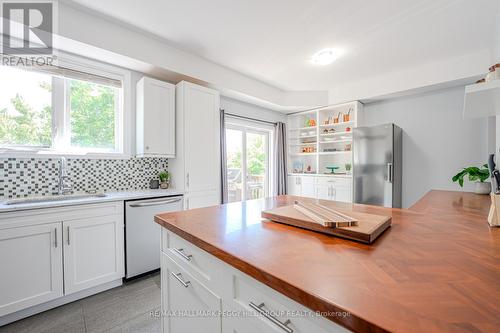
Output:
[0,67,53,148]
[0,57,128,156]
[226,118,273,202]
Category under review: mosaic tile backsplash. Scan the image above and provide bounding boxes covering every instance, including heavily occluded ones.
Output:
[0,157,169,199]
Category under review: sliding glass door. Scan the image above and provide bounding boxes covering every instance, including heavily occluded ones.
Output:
[226,121,272,203]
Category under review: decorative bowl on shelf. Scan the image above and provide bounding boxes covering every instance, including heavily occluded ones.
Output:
[326,166,339,174]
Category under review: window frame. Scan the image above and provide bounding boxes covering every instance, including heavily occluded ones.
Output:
[225,116,274,201]
[0,52,132,159]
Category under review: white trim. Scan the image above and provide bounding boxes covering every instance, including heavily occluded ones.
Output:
[0,52,132,159]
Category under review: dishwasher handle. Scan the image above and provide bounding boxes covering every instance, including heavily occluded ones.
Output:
[128,197,182,208]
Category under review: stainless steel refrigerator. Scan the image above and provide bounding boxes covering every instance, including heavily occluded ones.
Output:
[353,124,402,208]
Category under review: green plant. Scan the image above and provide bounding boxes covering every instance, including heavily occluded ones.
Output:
[345,163,352,171]
[452,164,490,187]
[159,171,170,182]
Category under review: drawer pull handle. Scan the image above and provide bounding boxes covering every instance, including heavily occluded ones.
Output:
[249,302,293,333]
[172,248,193,261]
[171,272,191,288]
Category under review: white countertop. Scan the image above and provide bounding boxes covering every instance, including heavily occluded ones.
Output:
[0,189,184,213]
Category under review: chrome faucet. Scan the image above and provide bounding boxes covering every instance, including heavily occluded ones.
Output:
[58,157,72,195]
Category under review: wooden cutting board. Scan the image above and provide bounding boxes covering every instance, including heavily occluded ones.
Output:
[262,205,391,244]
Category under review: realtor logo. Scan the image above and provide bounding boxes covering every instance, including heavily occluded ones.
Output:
[2,1,53,55]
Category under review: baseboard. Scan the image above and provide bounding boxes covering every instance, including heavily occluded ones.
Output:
[0,279,122,327]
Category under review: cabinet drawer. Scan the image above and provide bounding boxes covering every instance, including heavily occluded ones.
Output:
[316,177,351,188]
[161,229,219,285]
[161,253,221,333]
[231,274,348,333]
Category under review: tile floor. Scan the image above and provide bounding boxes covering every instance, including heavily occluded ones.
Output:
[0,273,161,333]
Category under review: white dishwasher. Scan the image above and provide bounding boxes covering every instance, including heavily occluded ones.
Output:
[125,195,183,279]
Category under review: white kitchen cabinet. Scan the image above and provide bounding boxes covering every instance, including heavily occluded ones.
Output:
[316,181,332,200]
[0,223,63,317]
[63,215,124,295]
[288,175,353,202]
[287,175,316,198]
[334,185,351,203]
[185,191,220,210]
[136,77,176,157]
[160,229,348,333]
[0,202,124,324]
[288,175,301,196]
[161,253,222,333]
[169,81,221,208]
[301,176,316,198]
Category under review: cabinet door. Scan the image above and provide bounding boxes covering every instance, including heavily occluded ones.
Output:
[287,176,301,196]
[315,183,331,200]
[63,215,124,295]
[224,312,275,333]
[161,253,221,333]
[185,191,219,210]
[300,177,316,198]
[137,77,176,157]
[183,83,220,194]
[334,186,352,203]
[0,223,63,316]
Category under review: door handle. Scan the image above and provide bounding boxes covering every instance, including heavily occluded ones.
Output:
[172,248,193,261]
[171,272,191,288]
[249,302,293,333]
[186,173,190,188]
[54,228,58,248]
[387,163,393,183]
[67,226,70,245]
[129,197,183,207]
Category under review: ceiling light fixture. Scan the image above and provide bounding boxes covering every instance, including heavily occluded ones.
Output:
[311,48,344,65]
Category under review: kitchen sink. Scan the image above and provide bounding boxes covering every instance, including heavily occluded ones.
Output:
[3,193,107,205]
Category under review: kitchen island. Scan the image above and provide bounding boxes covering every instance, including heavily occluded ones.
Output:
[155,191,500,333]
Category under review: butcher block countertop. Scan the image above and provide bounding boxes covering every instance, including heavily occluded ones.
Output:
[154,191,500,333]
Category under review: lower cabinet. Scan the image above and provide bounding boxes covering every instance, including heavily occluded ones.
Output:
[161,253,222,333]
[316,178,352,202]
[63,216,124,295]
[0,223,63,317]
[0,202,124,320]
[161,229,349,333]
[288,175,352,203]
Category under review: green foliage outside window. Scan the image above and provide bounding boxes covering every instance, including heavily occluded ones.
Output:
[0,84,52,147]
[227,134,266,175]
[70,80,116,149]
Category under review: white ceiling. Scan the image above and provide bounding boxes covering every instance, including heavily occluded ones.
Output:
[64,0,500,92]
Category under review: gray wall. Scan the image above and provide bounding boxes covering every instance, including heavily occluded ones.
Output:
[362,86,489,208]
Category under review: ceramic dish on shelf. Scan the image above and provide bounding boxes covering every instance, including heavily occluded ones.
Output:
[326,166,339,174]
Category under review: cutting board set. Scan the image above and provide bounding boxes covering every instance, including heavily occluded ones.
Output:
[262,201,391,244]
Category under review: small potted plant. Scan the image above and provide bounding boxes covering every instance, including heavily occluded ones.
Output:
[159,171,170,189]
[345,163,352,174]
[452,164,491,194]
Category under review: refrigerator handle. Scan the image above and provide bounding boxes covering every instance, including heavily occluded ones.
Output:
[387,163,393,183]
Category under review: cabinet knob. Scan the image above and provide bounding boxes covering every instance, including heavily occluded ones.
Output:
[146,146,150,150]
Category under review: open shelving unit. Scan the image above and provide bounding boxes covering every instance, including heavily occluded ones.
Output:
[287,101,363,176]
[463,79,500,118]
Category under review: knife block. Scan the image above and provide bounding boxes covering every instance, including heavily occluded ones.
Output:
[487,193,500,227]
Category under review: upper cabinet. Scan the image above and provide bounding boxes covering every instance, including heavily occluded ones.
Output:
[169,81,221,209]
[136,77,176,157]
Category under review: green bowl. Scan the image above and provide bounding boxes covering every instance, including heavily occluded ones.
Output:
[326,166,339,174]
